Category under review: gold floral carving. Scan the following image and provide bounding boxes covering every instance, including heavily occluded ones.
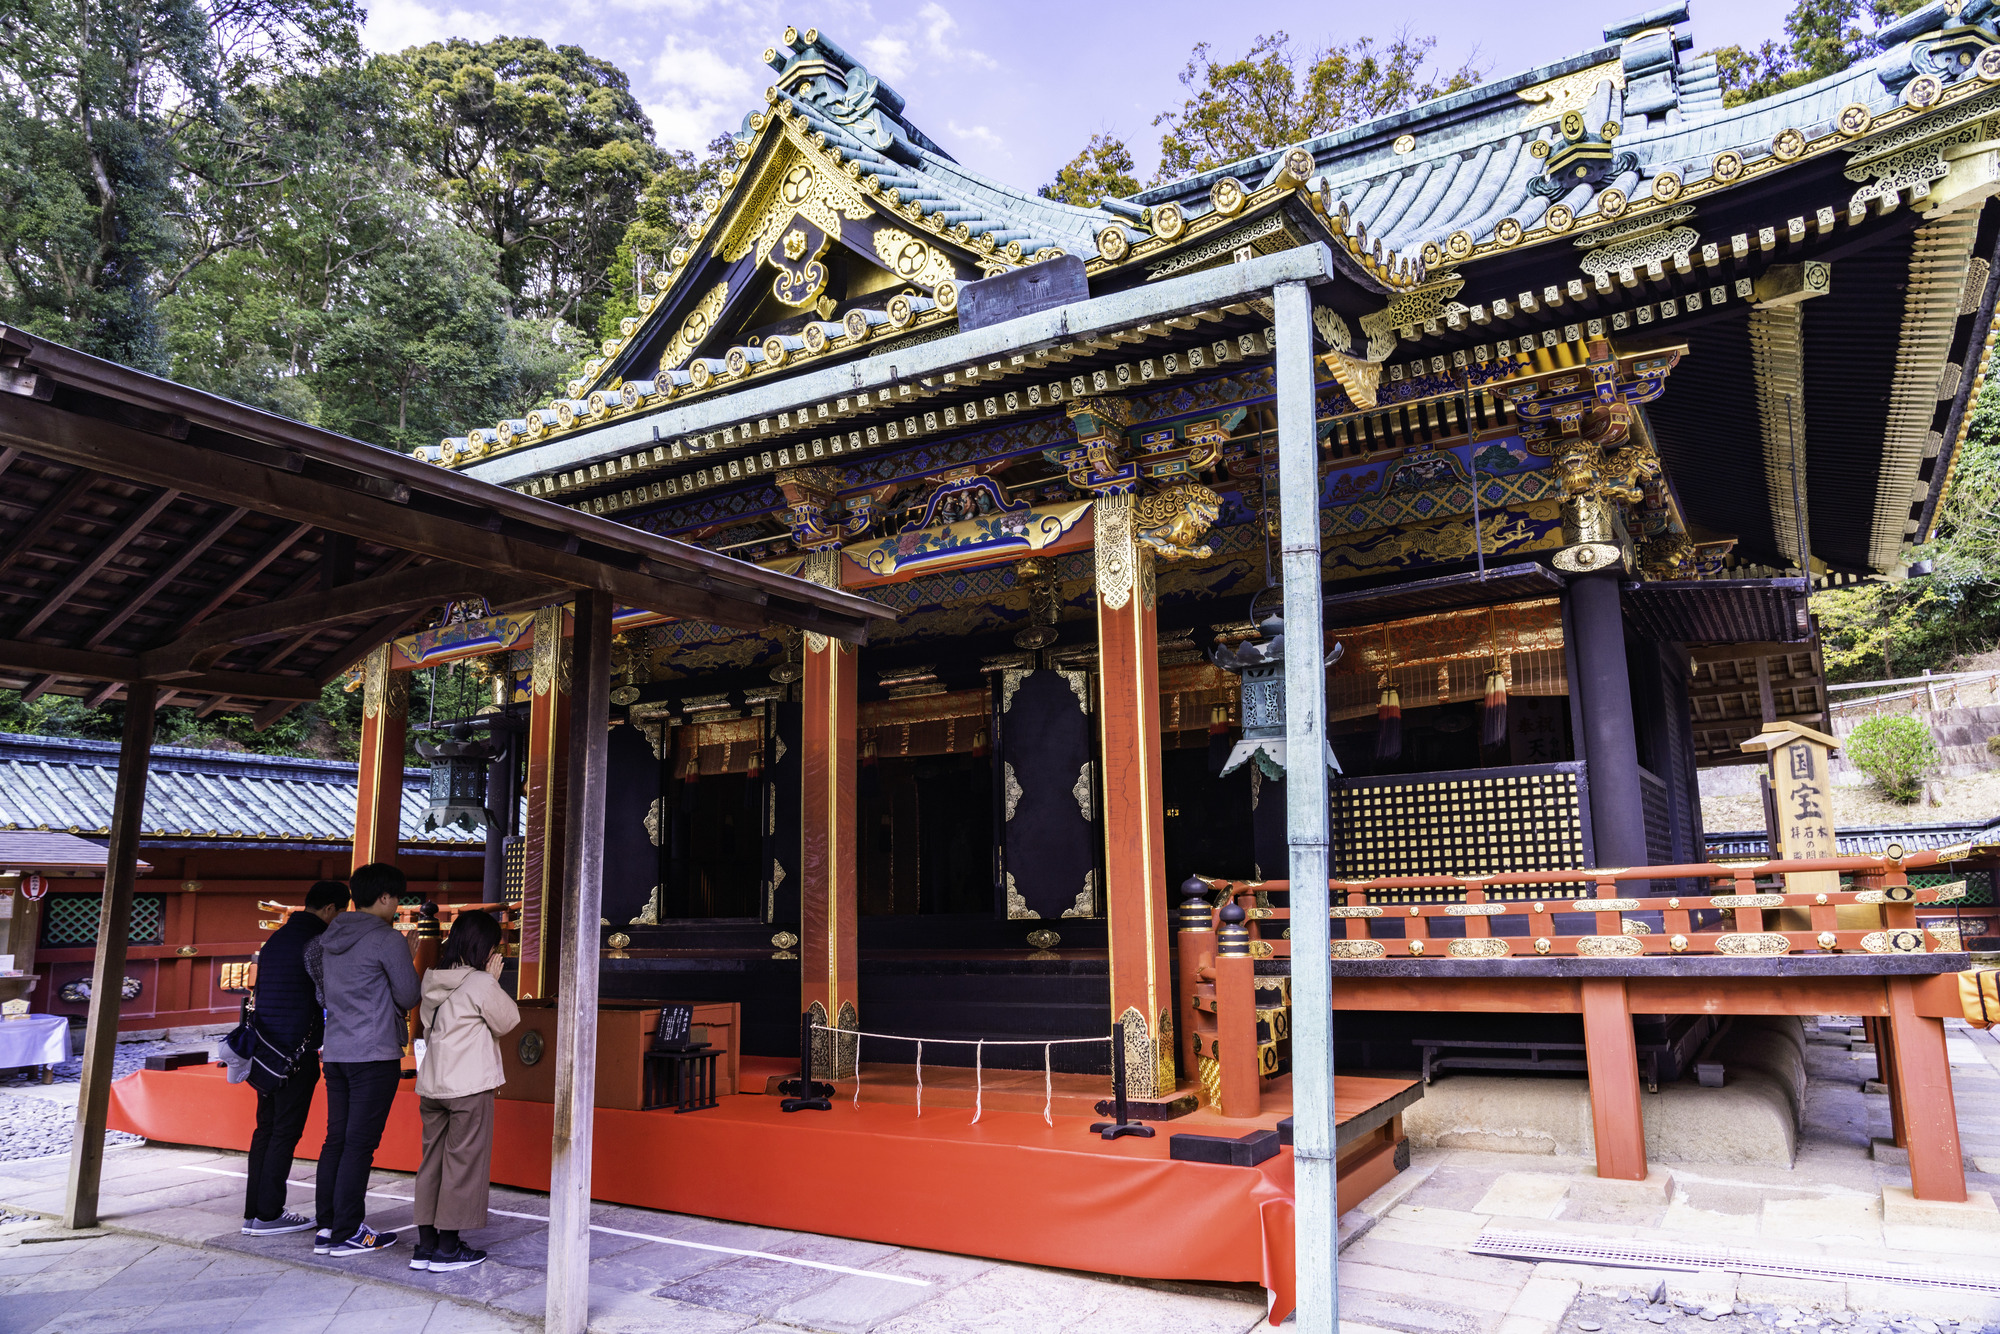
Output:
[1861,929,1928,953]
[361,643,407,721]
[1332,939,1387,959]
[1060,669,1090,715]
[628,887,660,925]
[645,796,666,847]
[1005,871,1039,920]
[1576,935,1643,956]
[1930,925,1964,952]
[1573,898,1641,912]
[1321,348,1383,408]
[1003,762,1023,821]
[531,604,564,697]
[1331,906,1383,918]
[662,283,729,372]
[1445,904,1506,916]
[1448,938,1511,959]
[1073,762,1093,820]
[1930,880,1968,903]
[1708,894,1786,909]
[719,147,872,270]
[1715,933,1792,956]
[1000,668,1030,714]
[1517,60,1627,128]
[872,227,956,291]
[1063,869,1098,919]
[800,549,842,653]
[1094,491,1138,612]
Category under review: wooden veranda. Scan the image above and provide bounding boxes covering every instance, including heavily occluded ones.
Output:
[0,326,890,1320]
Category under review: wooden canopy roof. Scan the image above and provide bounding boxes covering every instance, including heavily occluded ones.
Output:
[0,326,889,722]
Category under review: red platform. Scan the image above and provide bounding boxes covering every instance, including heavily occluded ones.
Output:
[108,1065,1418,1323]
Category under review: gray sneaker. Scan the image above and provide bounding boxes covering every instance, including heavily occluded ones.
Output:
[242,1211,315,1236]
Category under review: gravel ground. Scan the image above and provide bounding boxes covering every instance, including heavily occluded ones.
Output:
[1561,1290,2000,1334]
[0,1091,140,1161]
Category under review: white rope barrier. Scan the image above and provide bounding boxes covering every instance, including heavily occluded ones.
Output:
[809,1023,1110,1125]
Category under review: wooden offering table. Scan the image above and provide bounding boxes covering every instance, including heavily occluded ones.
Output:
[501,999,740,1109]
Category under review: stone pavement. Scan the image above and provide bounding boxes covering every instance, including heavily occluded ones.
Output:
[6,1018,2000,1333]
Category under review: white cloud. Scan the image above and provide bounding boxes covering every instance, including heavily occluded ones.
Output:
[860,34,913,79]
[861,1,991,81]
[947,120,1006,157]
[360,0,505,52]
[646,37,763,151]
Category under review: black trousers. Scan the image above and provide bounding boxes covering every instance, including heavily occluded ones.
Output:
[243,1054,320,1222]
[316,1059,401,1241]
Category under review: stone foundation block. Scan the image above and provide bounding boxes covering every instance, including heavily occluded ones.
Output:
[1662,1270,1736,1310]
[1869,1137,1908,1166]
[1471,1173,1570,1220]
[1880,1185,2000,1230]
[1530,1262,1662,1302]
[1573,1166,1675,1207]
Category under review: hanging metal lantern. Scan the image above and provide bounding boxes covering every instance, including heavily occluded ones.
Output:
[1210,609,1343,780]
[416,724,500,833]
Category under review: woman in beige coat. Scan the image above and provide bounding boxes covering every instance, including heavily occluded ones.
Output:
[411,910,519,1272]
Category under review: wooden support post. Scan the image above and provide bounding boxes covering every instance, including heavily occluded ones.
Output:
[1214,901,1261,1119]
[799,551,857,1073]
[1570,572,1649,869]
[63,682,156,1230]
[545,590,613,1334]
[518,603,571,1000]
[1580,977,1648,1182]
[1886,975,1967,1202]
[1274,277,1338,1334]
[351,643,407,870]
[1095,492,1174,1099]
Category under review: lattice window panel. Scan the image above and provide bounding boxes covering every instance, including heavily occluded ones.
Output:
[1333,766,1588,901]
[39,893,165,947]
[1914,870,1995,905]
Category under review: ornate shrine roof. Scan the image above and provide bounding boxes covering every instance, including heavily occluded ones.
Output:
[431,3,2000,585]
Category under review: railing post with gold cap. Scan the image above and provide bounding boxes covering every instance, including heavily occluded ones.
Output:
[1176,877,1216,1080]
[1215,897,1262,1119]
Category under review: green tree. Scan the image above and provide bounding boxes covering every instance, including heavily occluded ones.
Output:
[0,0,361,369]
[1152,31,1483,183]
[1813,376,2000,680]
[376,36,664,334]
[1708,0,1925,106]
[1039,132,1140,207]
[1843,714,1939,804]
[593,135,735,346]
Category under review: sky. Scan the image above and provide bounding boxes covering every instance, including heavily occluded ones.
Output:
[359,0,1802,190]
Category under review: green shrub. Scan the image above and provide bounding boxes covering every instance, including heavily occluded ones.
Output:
[1844,715,1940,804]
[1988,733,2000,758]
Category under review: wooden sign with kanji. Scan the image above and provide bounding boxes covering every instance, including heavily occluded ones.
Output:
[1740,720,1842,894]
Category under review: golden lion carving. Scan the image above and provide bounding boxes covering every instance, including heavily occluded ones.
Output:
[1135,483,1224,560]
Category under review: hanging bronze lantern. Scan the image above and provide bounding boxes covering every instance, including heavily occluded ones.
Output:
[1210,609,1343,779]
[416,724,500,833]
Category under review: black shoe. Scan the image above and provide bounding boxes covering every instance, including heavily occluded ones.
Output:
[408,1243,435,1271]
[425,1241,486,1272]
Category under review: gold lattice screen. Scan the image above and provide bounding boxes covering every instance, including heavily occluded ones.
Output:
[1332,763,1590,897]
[1328,599,1567,722]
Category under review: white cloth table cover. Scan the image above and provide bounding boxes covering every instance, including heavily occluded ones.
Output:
[0,1014,70,1069]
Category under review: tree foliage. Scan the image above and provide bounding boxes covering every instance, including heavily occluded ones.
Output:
[375,37,665,332]
[1039,133,1140,207]
[1843,714,1939,804]
[1151,31,1483,183]
[0,0,362,368]
[1708,0,1925,106]
[1813,376,2000,680]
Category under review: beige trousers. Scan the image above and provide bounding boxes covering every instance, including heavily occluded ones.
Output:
[413,1089,495,1231]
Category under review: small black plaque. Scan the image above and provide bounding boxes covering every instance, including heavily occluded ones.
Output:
[654,1003,696,1050]
[955,255,1089,332]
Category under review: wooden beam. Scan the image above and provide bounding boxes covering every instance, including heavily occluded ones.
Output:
[15,487,180,639]
[138,563,562,678]
[0,638,324,699]
[0,468,98,582]
[163,520,312,637]
[1887,976,1968,1202]
[1580,977,1648,1182]
[64,681,155,1230]
[0,396,879,642]
[1687,642,1816,666]
[546,589,612,1334]
[84,506,249,649]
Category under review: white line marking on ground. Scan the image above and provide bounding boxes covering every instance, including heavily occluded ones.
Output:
[179,1165,928,1286]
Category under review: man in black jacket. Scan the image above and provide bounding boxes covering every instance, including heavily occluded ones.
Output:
[240,879,348,1236]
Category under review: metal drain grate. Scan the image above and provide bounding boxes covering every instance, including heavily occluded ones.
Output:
[1472,1228,2000,1295]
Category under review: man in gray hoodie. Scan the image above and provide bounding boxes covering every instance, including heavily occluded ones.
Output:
[312,861,420,1257]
